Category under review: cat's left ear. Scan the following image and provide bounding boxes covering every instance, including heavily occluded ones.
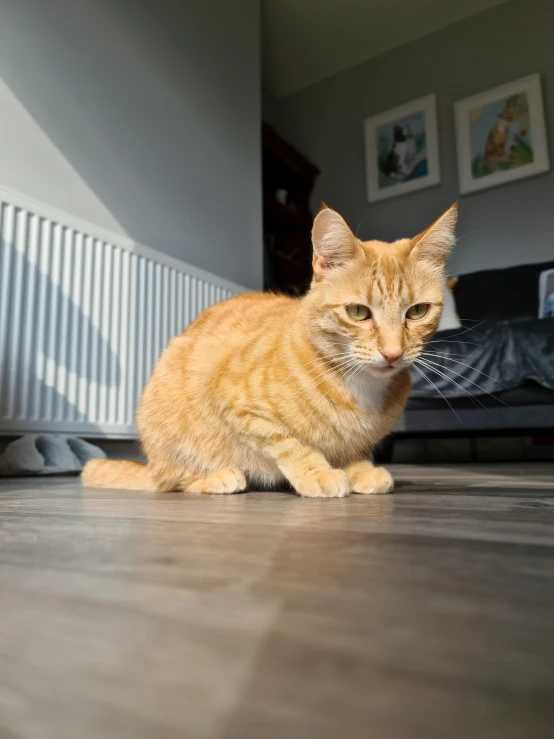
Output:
[409,203,458,269]
[312,207,362,277]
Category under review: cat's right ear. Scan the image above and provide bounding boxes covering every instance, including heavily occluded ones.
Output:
[409,203,458,270]
[311,207,361,277]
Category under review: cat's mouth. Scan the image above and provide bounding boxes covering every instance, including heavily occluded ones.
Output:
[365,361,407,377]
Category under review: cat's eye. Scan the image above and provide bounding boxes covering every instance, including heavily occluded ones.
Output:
[406,303,430,320]
[346,304,371,321]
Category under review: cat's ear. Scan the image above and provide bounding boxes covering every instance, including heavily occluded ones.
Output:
[312,207,361,277]
[410,203,457,269]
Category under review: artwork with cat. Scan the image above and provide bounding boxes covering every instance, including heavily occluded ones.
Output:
[83,204,457,498]
[471,93,533,178]
[364,94,440,202]
[379,116,427,185]
[455,74,549,194]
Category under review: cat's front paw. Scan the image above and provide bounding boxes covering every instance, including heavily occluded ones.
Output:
[295,469,350,498]
[186,468,246,494]
[349,466,394,495]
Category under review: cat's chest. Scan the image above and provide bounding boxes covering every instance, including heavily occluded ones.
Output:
[394,141,407,155]
[315,373,396,464]
[343,372,390,413]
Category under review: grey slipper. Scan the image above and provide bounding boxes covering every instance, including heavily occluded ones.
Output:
[0,434,106,476]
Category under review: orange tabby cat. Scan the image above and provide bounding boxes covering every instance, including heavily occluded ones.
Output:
[82,203,457,497]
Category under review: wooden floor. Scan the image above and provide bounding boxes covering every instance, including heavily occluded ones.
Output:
[1,464,554,739]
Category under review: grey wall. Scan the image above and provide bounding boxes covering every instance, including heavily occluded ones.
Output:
[0,0,262,288]
[263,86,284,130]
[273,0,554,276]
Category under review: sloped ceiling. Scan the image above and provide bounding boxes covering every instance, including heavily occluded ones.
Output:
[263,0,509,97]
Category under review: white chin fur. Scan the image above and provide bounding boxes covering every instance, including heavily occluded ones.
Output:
[343,365,393,412]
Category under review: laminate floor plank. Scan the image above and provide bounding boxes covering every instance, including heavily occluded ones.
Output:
[1,464,553,739]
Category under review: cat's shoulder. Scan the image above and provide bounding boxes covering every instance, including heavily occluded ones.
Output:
[211,290,298,316]
[223,291,293,305]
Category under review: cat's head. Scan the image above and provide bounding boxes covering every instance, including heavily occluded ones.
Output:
[393,124,409,142]
[500,95,520,122]
[305,204,457,378]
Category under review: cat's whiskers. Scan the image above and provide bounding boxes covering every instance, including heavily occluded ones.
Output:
[428,339,484,347]
[302,353,359,379]
[305,356,357,378]
[421,351,511,395]
[289,357,360,399]
[347,361,374,385]
[415,358,488,413]
[421,349,479,358]
[428,320,487,342]
[343,360,368,385]
[290,347,391,400]
[420,357,509,411]
[411,363,462,425]
[290,349,353,372]
[283,350,353,383]
[420,359,513,410]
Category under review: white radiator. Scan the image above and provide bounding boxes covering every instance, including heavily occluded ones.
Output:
[0,188,247,438]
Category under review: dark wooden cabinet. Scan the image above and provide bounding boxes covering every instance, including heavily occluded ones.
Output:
[262,124,319,295]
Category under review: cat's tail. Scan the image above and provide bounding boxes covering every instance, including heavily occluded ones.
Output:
[81,459,153,490]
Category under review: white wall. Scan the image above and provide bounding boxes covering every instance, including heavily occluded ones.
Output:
[0,0,262,288]
[269,0,554,276]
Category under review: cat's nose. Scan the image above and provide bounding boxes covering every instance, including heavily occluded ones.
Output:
[380,348,404,364]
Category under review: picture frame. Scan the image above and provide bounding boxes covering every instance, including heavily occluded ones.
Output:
[539,268,554,319]
[454,74,550,195]
[363,94,440,203]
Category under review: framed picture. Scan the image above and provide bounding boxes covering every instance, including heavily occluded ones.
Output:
[363,94,440,203]
[454,74,550,195]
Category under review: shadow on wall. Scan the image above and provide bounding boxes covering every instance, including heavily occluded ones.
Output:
[0,236,121,433]
[0,0,261,288]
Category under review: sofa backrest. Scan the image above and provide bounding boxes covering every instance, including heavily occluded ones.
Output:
[453,260,554,322]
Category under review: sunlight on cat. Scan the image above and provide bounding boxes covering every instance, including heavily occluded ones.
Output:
[83,204,457,497]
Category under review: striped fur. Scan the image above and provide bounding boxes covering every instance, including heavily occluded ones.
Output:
[83,204,457,497]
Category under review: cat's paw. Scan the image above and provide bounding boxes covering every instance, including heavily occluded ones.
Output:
[349,466,394,495]
[187,468,246,494]
[295,469,350,498]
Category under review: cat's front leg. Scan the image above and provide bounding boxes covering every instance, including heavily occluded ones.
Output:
[252,428,349,498]
[274,443,350,498]
[345,459,394,495]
